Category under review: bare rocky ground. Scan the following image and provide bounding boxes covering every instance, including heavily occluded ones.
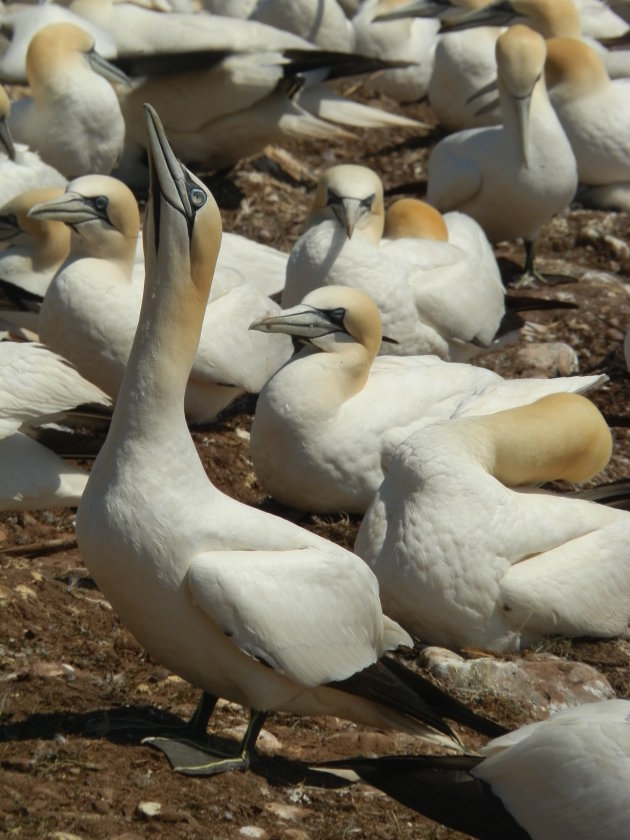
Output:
[1,91,630,840]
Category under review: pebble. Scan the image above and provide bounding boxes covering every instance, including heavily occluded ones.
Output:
[239,826,267,839]
[135,801,162,819]
[516,341,579,376]
[264,802,312,822]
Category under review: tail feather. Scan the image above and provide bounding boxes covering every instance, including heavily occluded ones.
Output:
[315,754,529,840]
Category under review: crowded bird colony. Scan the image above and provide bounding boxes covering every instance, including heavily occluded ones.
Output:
[1,1,630,838]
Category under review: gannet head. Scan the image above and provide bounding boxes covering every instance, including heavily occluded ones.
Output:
[28,175,139,262]
[0,86,15,160]
[143,102,222,316]
[496,24,547,168]
[0,187,70,263]
[384,198,449,241]
[310,165,385,244]
[545,37,609,93]
[250,285,383,358]
[25,22,130,95]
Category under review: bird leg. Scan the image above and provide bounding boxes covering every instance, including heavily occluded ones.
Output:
[513,240,575,289]
[143,707,268,776]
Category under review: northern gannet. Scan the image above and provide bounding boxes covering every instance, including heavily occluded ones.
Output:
[250,287,604,514]
[8,23,129,178]
[31,175,292,423]
[0,338,110,511]
[321,699,630,840]
[545,37,630,212]
[250,0,357,51]
[0,186,70,299]
[356,393,630,652]
[0,86,67,207]
[426,25,578,284]
[75,104,505,775]
[283,164,506,358]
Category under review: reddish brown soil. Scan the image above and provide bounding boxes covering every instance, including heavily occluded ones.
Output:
[1,91,630,840]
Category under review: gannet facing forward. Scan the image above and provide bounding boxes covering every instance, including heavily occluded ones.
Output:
[75,104,505,776]
[8,23,129,177]
[545,37,630,211]
[0,339,110,511]
[322,699,630,840]
[427,25,578,283]
[31,175,292,423]
[250,286,604,514]
[283,164,506,358]
[356,393,630,652]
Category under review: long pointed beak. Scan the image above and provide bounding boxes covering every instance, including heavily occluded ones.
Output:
[144,103,193,222]
[0,116,15,160]
[374,0,448,22]
[88,49,132,87]
[513,93,532,169]
[249,305,346,340]
[28,192,100,224]
[333,198,370,240]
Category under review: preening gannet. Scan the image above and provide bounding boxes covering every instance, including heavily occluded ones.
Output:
[545,37,630,212]
[75,104,505,776]
[250,286,604,514]
[321,699,630,840]
[356,393,630,652]
[0,338,110,511]
[283,164,505,359]
[0,86,67,207]
[0,187,70,299]
[31,175,292,423]
[427,25,578,283]
[8,23,129,178]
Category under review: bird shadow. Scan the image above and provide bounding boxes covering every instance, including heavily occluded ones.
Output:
[0,705,350,789]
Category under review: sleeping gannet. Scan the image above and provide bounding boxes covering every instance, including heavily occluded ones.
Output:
[0,187,70,299]
[31,175,292,423]
[322,699,630,840]
[283,164,506,359]
[0,338,110,511]
[74,104,506,776]
[545,37,630,212]
[356,393,630,652]
[0,86,67,207]
[250,287,605,514]
[8,23,129,178]
[426,25,578,284]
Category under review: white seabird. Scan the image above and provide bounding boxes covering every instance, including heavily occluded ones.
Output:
[74,103,506,776]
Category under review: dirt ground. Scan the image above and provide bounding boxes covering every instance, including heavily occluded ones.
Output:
[1,89,630,840]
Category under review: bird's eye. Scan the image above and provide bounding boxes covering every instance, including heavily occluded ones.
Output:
[360,194,375,210]
[326,189,341,206]
[93,196,108,213]
[189,187,207,208]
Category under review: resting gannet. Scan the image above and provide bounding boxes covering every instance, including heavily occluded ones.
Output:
[0,187,70,300]
[8,23,129,178]
[356,393,630,652]
[427,25,578,284]
[75,104,506,776]
[0,338,110,511]
[31,175,292,423]
[250,0,357,51]
[250,286,604,514]
[283,164,505,359]
[0,86,67,207]
[545,37,630,212]
[321,699,630,840]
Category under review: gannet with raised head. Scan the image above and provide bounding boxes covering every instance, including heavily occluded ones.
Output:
[427,25,578,283]
[75,104,506,776]
[0,338,110,511]
[283,164,506,359]
[8,23,129,178]
[0,86,67,207]
[250,286,605,514]
[32,175,292,423]
[0,187,70,299]
[356,393,630,651]
[545,37,630,211]
[321,698,630,840]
